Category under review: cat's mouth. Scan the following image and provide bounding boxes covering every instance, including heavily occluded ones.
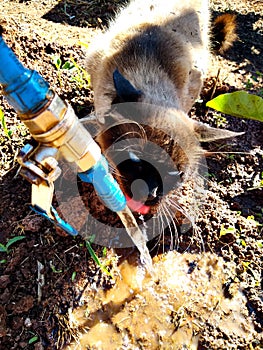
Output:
[125,195,151,214]
[116,153,184,215]
[95,119,186,215]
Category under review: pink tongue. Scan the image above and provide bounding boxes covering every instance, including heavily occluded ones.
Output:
[125,195,150,214]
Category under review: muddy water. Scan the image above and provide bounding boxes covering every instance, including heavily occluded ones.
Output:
[66,252,255,350]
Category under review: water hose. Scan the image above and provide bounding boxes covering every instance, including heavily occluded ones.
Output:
[0,36,126,235]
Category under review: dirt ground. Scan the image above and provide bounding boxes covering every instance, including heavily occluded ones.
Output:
[0,0,262,349]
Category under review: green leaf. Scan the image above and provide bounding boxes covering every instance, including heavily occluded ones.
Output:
[0,243,8,253]
[206,91,263,122]
[28,335,38,344]
[102,246,107,257]
[78,41,89,48]
[0,110,12,139]
[6,236,26,250]
[0,108,4,121]
[50,262,62,273]
[71,271,77,282]
[61,61,75,70]
[220,225,236,237]
[86,241,113,278]
[52,55,62,70]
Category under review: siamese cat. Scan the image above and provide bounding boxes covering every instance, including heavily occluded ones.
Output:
[84,0,239,235]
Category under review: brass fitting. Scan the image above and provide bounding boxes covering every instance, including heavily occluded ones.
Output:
[20,93,101,172]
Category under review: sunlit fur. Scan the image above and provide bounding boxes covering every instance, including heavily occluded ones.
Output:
[85,0,238,248]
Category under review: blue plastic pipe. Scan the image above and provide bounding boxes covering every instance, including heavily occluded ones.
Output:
[0,37,50,114]
[79,155,126,212]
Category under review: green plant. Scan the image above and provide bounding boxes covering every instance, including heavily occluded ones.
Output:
[245,79,253,90]
[71,271,77,282]
[78,41,89,49]
[236,237,246,247]
[0,109,12,138]
[52,55,91,89]
[28,335,38,344]
[49,261,62,273]
[246,215,262,227]
[52,55,63,86]
[245,71,263,97]
[252,70,263,83]
[227,154,235,160]
[0,236,25,254]
[102,246,107,257]
[85,241,113,278]
[247,171,263,191]
[68,57,91,89]
[206,91,263,122]
[212,112,227,127]
[241,261,261,287]
[219,224,236,237]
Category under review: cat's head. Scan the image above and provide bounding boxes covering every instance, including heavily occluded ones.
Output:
[94,70,242,221]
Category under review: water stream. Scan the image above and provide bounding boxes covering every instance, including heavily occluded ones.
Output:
[117,206,153,274]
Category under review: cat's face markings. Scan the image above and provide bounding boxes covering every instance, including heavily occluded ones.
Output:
[114,146,185,214]
[112,69,143,104]
[104,70,244,215]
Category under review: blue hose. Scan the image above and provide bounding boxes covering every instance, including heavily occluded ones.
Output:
[0,36,50,114]
[78,156,126,212]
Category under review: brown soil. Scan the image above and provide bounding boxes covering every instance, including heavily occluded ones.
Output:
[0,0,262,349]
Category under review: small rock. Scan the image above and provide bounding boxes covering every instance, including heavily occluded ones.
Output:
[0,275,11,289]
[19,341,27,348]
[0,305,7,337]
[24,317,32,328]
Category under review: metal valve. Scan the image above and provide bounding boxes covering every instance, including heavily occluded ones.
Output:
[0,35,126,235]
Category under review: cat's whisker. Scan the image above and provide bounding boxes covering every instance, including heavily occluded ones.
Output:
[193,223,205,253]
[167,197,196,234]
[161,202,178,250]
[204,151,250,156]
[159,207,167,253]
[166,203,181,250]
[149,215,162,253]
[108,165,126,179]
[160,202,173,248]
[166,196,185,216]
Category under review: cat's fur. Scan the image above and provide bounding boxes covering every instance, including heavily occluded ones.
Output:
[84,0,239,219]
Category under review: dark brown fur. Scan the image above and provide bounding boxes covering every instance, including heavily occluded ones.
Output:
[211,13,237,54]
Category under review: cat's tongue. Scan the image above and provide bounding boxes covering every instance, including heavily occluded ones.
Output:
[125,195,150,215]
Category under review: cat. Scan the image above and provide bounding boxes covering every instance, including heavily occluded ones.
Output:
[83,0,239,235]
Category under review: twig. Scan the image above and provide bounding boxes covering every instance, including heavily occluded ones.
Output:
[210,68,221,101]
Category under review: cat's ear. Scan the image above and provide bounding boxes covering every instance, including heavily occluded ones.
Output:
[193,121,244,142]
[113,69,143,103]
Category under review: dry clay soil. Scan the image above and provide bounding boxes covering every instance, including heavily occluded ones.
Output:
[0,0,263,349]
